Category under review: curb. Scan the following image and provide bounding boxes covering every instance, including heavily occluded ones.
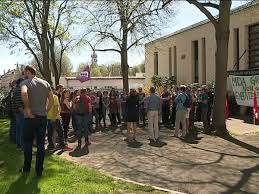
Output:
[111,175,186,194]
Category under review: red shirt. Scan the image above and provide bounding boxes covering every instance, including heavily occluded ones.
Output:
[74,95,91,113]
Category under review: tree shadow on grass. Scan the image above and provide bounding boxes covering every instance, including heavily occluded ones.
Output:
[6,174,40,194]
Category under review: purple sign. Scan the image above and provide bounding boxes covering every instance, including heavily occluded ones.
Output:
[77,65,90,83]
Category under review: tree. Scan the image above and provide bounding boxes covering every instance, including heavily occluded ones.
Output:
[31,51,73,77]
[48,0,81,86]
[129,66,139,76]
[163,0,232,134]
[0,0,52,84]
[87,0,174,92]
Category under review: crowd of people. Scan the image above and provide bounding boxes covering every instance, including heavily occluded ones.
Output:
[4,65,214,177]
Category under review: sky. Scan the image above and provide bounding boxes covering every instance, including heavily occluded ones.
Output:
[0,1,247,75]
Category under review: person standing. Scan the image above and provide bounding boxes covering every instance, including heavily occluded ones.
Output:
[56,84,64,103]
[47,88,72,151]
[71,90,80,133]
[102,91,110,128]
[174,85,187,138]
[120,90,127,123]
[138,87,146,125]
[161,87,171,125]
[116,91,122,125]
[109,90,118,127]
[20,66,54,177]
[96,91,104,127]
[60,89,71,141]
[200,86,210,133]
[12,78,24,150]
[146,87,161,144]
[74,89,92,147]
[185,87,193,135]
[125,89,139,143]
[170,86,178,127]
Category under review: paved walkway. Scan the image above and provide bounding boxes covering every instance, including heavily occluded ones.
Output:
[59,120,259,194]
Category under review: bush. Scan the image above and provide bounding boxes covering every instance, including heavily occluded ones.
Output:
[151,75,176,88]
[0,87,9,119]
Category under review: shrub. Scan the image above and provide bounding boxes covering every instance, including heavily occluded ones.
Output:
[0,87,9,118]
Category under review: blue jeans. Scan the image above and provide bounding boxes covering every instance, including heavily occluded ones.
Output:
[15,112,24,149]
[23,116,47,174]
[75,114,91,141]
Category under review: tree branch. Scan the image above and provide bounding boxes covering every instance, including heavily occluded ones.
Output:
[95,48,121,53]
[200,2,219,10]
[186,0,218,27]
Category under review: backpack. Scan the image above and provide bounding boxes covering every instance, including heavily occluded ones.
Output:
[183,93,192,108]
[75,97,87,114]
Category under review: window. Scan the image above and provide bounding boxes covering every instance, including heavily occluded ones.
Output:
[173,46,177,83]
[154,52,158,75]
[234,28,240,70]
[169,47,172,76]
[192,40,199,83]
[201,38,206,84]
[249,24,259,68]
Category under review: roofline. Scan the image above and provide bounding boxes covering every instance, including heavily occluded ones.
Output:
[145,0,259,46]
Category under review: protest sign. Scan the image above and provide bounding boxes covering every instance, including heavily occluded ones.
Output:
[77,66,90,83]
[230,75,259,107]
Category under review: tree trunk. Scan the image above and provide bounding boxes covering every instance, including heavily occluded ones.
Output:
[50,41,60,87]
[121,29,129,92]
[212,1,231,135]
[41,0,52,86]
[121,49,129,92]
[42,48,52,85]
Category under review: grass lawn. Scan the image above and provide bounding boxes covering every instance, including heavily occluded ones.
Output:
[0,119,160,194]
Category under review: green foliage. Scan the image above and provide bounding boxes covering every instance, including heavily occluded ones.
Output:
[151,75,176,88]
[31,51,73,77]
[187,83,201,90]
[0,119,158,193]
[0,88,9,118]
[77,62,145,77]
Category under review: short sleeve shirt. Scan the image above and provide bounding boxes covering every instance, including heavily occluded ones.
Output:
[47,95,60,120]
[20,77,51,117]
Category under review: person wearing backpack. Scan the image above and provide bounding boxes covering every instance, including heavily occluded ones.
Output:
[74,89,92,147]
[174,85,187,138]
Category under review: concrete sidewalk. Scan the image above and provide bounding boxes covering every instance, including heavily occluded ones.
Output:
[59,121,259,194]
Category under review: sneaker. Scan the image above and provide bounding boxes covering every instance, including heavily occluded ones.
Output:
[62,145,73,151]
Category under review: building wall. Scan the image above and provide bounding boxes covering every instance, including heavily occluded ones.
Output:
[58,77,145,90]
[145,3,259,85]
